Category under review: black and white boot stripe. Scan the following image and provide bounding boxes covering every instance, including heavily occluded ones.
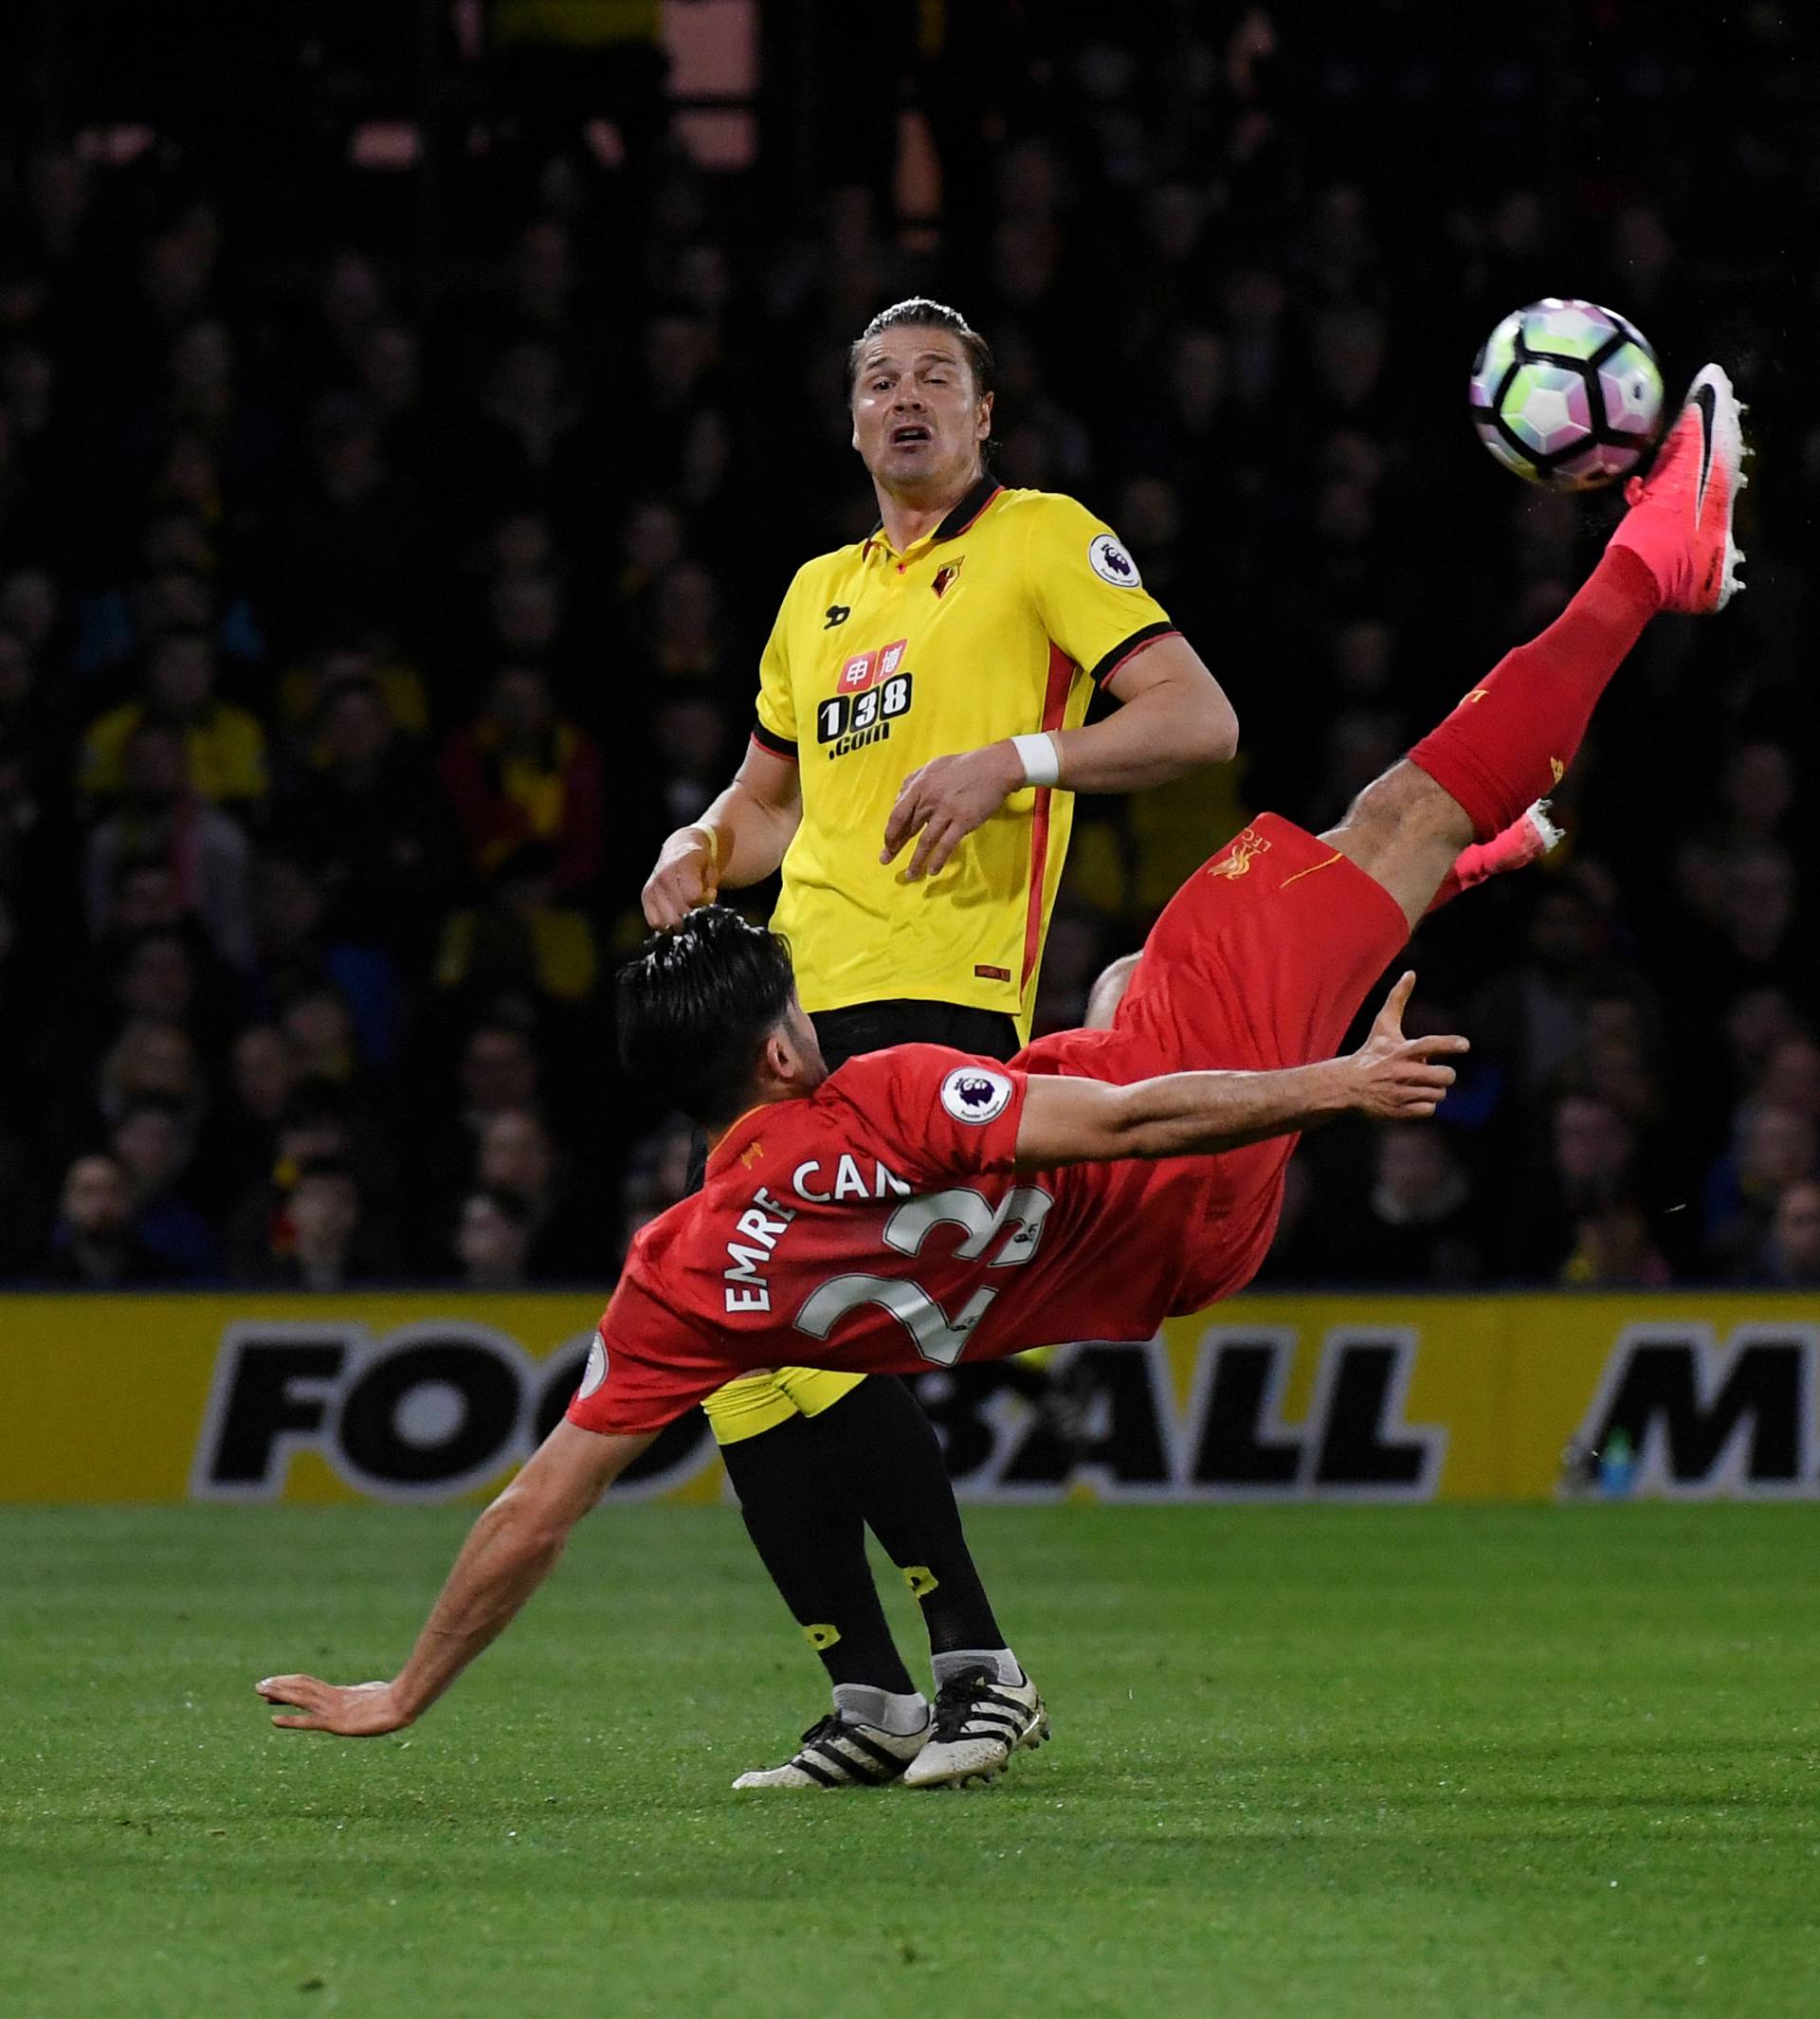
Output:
[733,1711,929,1791]
[903,1664,1050,1791]
[803,1720,911,1781]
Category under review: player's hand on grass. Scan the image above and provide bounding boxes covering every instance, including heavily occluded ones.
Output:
[257,1674,414,1737]
[883,742,1026,881]
[1345,972,1469,1120]
[643,824,719,928]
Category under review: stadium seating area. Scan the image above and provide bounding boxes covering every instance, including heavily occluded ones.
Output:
[0,4,1815,1291]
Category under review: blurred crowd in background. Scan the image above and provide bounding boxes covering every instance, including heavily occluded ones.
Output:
[0,2,1815,1294]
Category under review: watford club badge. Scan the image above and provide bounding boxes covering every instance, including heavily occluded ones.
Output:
[932,559,964,598]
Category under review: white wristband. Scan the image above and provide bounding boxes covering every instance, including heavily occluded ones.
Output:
[1010,733,1061,789]
[682,822,721,873]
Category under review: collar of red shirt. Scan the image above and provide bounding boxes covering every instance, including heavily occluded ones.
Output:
[705,1101,774,1181]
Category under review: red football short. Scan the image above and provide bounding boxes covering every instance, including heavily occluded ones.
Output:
[1023,813,1410,1305]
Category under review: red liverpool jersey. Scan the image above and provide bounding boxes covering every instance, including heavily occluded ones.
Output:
[567,1044,1218,1437]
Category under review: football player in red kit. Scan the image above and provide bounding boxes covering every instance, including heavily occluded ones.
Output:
[258,365,1746,1774]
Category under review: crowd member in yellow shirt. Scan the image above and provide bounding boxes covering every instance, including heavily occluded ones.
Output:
[639,300,1238,1791]
[80,627,268,811]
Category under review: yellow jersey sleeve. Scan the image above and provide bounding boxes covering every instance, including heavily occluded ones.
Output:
[1024,493,1177,688]
[752,575,802,755]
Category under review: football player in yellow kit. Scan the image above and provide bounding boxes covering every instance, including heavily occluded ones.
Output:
[640,299,1237,1790]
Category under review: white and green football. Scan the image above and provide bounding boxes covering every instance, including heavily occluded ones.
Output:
[1469,298,1665,491]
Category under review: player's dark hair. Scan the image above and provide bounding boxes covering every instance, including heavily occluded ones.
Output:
[846,299,995,402]
[617,904,797,1124]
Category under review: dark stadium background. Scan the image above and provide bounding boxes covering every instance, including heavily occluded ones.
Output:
[0,0,1814,1298]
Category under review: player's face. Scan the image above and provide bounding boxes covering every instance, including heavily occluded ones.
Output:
[850,328,992,501]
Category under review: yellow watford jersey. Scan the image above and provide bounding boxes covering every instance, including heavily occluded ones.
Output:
[753,478,1176,1036]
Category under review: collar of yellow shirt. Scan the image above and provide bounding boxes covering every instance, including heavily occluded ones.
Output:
[859,474,1001,566]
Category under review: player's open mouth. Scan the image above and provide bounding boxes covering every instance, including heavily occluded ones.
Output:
[891,425,932,446]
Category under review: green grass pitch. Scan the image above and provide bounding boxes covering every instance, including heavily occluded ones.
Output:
[5,1502,1818,2018]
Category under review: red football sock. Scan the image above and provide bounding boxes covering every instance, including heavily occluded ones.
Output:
[1408,546,1660,840]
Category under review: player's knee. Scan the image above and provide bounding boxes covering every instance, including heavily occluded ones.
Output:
[1085,952,1142,1030]
[1326,760,1461,852]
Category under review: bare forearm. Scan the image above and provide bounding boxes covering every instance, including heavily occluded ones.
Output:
[879,638,1235,879]
[1048,674,1238,793]
[698,777,800,887]
[1119,1062,1348,1157]
[391,1492,570,1719]
[1015,973,1465,1173]
[258,1424,646,1739]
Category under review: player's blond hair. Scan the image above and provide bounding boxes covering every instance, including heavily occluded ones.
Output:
[846,299,995,402]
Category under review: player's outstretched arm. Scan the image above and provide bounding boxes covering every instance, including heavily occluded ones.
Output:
[1014,973,1465,1169]
[255,1422,655,1737]
[643,740,802,928]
